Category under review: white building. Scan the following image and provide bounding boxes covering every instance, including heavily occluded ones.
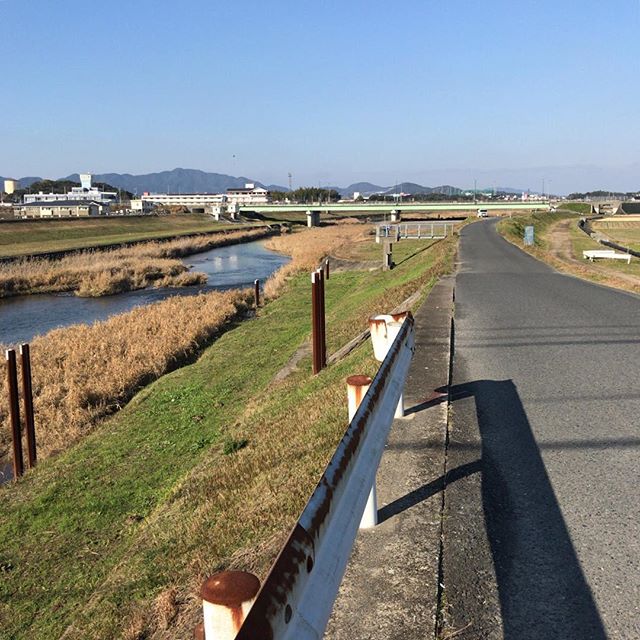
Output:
[140,183,270,213]
[130,198,156,214]
[225,183,270,206]
[23,173,117,205]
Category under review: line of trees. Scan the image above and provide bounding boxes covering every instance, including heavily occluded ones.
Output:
[566,190,639,200]
[270,187,341,203]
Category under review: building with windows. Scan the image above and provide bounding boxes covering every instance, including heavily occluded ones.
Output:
[225,183,270,206]
[16,200,105,218]
[139,183,270,213]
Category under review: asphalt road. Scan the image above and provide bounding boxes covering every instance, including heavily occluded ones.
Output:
[443,220,640,639]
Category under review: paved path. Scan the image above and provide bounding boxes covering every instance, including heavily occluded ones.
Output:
[326,277,454,639]
[443,220,640,639]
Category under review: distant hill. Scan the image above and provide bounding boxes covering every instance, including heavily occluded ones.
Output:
[340,182,386,197]
[3,169,527,197]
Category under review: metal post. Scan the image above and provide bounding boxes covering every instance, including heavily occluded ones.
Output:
[6,349,23,479]
[383,240,393,271]
[254,279,260,308]
[324,258,330,280]
[311,272,321,375]
[20,344,36,468]
[317,269,326,368]
[347,375,377,529]
[200,571,260,640]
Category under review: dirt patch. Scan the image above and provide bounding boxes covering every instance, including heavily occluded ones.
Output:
[548,219,640,288]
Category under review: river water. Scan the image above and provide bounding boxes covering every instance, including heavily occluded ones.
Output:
[0,240,289,346]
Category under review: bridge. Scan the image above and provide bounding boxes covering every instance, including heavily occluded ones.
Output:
[240,200,550,216]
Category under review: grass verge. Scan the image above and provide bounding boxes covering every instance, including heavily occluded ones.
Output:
[498,212,640,293]
[0,229,457,639]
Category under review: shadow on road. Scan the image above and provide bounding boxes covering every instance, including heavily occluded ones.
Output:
[447,379,607,639]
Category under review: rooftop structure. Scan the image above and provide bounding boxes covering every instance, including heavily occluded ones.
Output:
[23,173,118,205]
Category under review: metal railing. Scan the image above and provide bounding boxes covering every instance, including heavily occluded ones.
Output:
[375,221,454,242]
[196,313,415,639]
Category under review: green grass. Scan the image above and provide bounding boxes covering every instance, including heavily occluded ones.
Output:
[499,210,578,250]
[0,215,254,257]
[0,236,455,639]
[559,202,592,215]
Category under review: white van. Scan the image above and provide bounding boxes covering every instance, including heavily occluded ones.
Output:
[477,209,488,218]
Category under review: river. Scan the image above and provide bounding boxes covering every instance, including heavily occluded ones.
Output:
[0,239,289,346]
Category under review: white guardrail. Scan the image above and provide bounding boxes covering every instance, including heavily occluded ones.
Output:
[197,312,416,640]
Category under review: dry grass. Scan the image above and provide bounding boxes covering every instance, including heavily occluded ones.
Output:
[263,224,369,298]
[0,289,251,463]
[0,227,271,298]
[0,224,362,467]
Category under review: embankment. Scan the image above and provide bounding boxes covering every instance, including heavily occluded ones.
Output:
[0,224,458,639]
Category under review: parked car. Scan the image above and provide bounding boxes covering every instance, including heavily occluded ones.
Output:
[477,209,488,217]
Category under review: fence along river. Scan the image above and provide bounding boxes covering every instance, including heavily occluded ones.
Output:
[0,240,289,346]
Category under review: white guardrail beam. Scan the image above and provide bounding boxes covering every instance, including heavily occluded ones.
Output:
[234,313,415,640]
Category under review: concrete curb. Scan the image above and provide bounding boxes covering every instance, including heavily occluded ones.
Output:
[324,276,455,639]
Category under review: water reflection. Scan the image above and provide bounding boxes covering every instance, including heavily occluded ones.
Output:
[0,240,289,345]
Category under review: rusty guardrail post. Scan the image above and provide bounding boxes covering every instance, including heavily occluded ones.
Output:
[369,313,408,418]
[311,267,328,374]
[20,344,37,468]
[6,349,24,479]
[347,375,378,529]
[197,571,260,640]
[254,279,260,308]
[317,268,326,368]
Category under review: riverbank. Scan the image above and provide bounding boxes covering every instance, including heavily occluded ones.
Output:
[0,214,252,258]
[0,227,274,298]
[0,226,458,639]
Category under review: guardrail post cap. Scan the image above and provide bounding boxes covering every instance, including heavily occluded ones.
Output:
[346,375,373,387]
[201,571,260,607]
[201,571,261,639]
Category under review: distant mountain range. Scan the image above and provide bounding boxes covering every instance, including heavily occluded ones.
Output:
[1,168,523,197]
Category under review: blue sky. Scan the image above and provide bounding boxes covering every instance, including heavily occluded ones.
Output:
[1,0,639,193]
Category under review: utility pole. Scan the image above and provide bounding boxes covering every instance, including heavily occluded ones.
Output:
[288,172,292,192]
[474,179,477,204]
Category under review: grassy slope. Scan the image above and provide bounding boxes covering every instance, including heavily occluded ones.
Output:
[499,212,640,290]
[0,236,456,639]
[499,210,575,250]
[0,215,247,257]
[559,202,591,215]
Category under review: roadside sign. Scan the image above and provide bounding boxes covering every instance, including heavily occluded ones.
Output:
[524,226,534,246]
